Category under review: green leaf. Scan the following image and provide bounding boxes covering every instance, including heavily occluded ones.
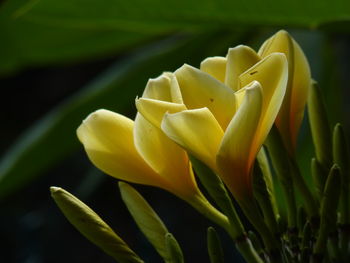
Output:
[2,0,350,73]
[50,186,144,263]
[0,31,241,199]
[13,0,350,31]
[0,1,155,74]
[207,227,225,263]
[165,233,184,263]
[119,182,170,261]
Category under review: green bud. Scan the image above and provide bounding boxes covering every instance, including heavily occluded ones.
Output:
[119,182,169,261]
[314,165,341,256]
[311,158,327,200]
[333,123,350,224]
[265,125,297,228]
[207,227,224,263]
[253,157,279,236]
[165,233,184,263]
[308,81,332,169]
[50,186,143,263]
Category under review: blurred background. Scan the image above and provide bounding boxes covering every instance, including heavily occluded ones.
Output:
[1,1,350,262]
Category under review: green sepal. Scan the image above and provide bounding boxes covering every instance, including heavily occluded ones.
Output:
[119,182,170,262]
[189,156,244,238]
[165,233,184,263]
[308,81,332,169]
[314,165,341,256]
[333,123,350,224]
[253,157,279,236]
[207,227,225,263]
[50,186,143,263]
[311,158,327,201]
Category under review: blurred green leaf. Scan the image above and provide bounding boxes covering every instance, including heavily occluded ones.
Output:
[16,0,350,30]
[1,0,350,73]
[0,0,154,74]
[0,31,243,199]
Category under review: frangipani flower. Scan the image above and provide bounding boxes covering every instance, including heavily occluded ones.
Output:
[77,75,196,199]
[138,48,288,202]
[77,73,228,229]
[259,30,311,155]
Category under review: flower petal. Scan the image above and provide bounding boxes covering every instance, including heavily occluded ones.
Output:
[136,98,186,129]
[143,72,183,104]
[175,64,236,130]
[133,113,197,197]
[258,30,311,153]
[225,45,260,91]
[77,109,162,186]
[161,108,224,171]
[217,82,263,200]
[239,53,288,145]
[200,56,227,83]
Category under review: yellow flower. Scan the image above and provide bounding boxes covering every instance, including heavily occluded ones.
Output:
[77,74,196,199]
[138,47,288,202]
[77,73,229,229]
[258,30,311,155]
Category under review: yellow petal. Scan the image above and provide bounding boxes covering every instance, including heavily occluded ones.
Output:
[161,108,224,171]
[143,72,183,104]
[135,98,186,129]
[133,113,198,198]
[259,30,311,154]
[225,45,260,91]
[217,82,263,200]
[239,53,288,145]
[289,38,311,150]
[77,109,162,186]
[200,56,227,83]
[175,64,236,130]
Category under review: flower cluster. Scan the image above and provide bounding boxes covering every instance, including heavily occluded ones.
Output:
[52,30,349,263]
[77,30,310,204]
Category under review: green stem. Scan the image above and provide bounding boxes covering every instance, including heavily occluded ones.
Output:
[188,193,230,233]
[188,194,263,263]
[239,199,282,262]
[235,236,264,263]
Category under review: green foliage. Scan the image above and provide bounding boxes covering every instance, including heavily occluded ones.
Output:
[1,0,350,74]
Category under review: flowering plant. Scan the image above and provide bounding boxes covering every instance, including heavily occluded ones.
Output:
[51,31,350,263]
